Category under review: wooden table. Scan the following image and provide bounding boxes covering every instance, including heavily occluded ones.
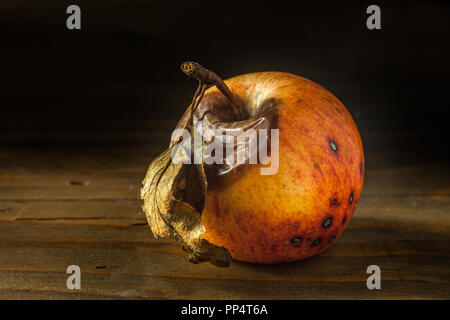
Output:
[0,145,448,299]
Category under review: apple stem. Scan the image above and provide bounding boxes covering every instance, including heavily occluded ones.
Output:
[181,61,247,120]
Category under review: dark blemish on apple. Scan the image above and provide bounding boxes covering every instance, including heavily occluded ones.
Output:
[349,192,354,204]
[342,216,347,225]
[297,98,303,103]
[322,217,333,228]
[329,235,336,243]
[313,162,319,170]
[312,238,322,247]
[324,96,333,104]
[290,237,302,246]
[330,140,337,153]
[330,197,340,207]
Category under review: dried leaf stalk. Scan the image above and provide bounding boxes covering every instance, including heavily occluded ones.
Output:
[141,62,242,267]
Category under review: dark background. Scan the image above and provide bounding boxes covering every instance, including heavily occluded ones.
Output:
[1,0,449,165]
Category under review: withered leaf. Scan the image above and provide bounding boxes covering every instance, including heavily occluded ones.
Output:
[140,136,231,267]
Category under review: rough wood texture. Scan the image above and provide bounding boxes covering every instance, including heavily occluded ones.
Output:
[0,147,448,299]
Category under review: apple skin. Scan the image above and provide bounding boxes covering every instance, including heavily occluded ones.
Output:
[180,71,364,263]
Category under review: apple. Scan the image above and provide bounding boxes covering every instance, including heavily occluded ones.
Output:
[172,70,364,263]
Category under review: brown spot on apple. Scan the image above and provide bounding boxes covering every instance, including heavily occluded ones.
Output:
[330,197,340,207]
[290,237,302,246]
[312,238,322,247]
[324,96,334,104]
[322,217,333,228]
[290,222,299,230]
[329,139,338,153]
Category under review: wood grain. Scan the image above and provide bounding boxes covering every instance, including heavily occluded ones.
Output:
[0,147,448,299]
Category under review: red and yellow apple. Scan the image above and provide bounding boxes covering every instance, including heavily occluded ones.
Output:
[173,71,364,264]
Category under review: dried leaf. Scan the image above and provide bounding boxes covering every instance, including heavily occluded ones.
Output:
[140,136,231,267]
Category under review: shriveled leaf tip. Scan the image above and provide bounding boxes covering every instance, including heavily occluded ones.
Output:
[140,143,231,267]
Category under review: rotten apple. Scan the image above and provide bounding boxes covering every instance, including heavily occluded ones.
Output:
[141,62,364,266]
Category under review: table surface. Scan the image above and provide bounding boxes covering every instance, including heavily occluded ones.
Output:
[0,145,449,299]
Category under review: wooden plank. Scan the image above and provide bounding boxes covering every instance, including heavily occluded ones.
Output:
[0,271,448,300]
[0,146,446,171]
[0,161,449,200]
[354,196,450,235]
[0,220,448,257]
[0,221,448,296]
[0,195,449,234]
[0,246,448,299]
[0,146,448,298]
[0,200,144,227]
